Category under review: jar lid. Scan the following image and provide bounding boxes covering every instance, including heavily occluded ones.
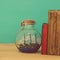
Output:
[23,20,35,25]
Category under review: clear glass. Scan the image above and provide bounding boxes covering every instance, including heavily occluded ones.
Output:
[16,24,41,53]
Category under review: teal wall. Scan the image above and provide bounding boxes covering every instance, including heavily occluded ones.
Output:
[0,0,60,43]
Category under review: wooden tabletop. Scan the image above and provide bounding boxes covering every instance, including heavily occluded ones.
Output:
[0,44,60,60]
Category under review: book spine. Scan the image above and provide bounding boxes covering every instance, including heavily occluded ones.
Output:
[47,10,57,55]
[56,10,60,55]
[41,23,48,54]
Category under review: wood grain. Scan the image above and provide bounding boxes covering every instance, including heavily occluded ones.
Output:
[0,44,60,60]
[56,10,60,55]
[47,10,57,55]
[47,10,60,55]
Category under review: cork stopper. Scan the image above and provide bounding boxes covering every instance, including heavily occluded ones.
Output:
[21,21,25,26]
[23,20,35,25]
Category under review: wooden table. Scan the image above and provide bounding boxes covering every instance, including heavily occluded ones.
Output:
[0,44,60,60]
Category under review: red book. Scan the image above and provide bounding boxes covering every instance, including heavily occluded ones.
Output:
[41,23,48,54]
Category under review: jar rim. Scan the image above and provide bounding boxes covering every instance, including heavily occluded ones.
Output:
[22,20,35,25]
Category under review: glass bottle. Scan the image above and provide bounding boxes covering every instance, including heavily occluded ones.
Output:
[17,21,25,34]
[16,20,41,53]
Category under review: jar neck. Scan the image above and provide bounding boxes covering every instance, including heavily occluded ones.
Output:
[24,24,34,29]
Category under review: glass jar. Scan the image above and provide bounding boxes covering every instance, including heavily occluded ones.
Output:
[17,21,25,34]
[16,20,41,53]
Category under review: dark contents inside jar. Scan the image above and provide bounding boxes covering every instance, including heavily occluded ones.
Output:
[17,43,40,53]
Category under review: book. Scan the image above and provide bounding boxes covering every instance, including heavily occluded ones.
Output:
[47,10,60,55]
[56,10,60,55]
[47,10,57,55]
[41,23,48,54]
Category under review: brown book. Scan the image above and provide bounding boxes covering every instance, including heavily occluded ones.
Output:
[47,10,60,55]
[47,10,57,55]
[56,10,60,55]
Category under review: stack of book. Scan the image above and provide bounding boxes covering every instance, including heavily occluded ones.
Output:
[41,10,60,55]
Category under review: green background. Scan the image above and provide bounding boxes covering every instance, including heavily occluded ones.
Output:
[0,0,60,43]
